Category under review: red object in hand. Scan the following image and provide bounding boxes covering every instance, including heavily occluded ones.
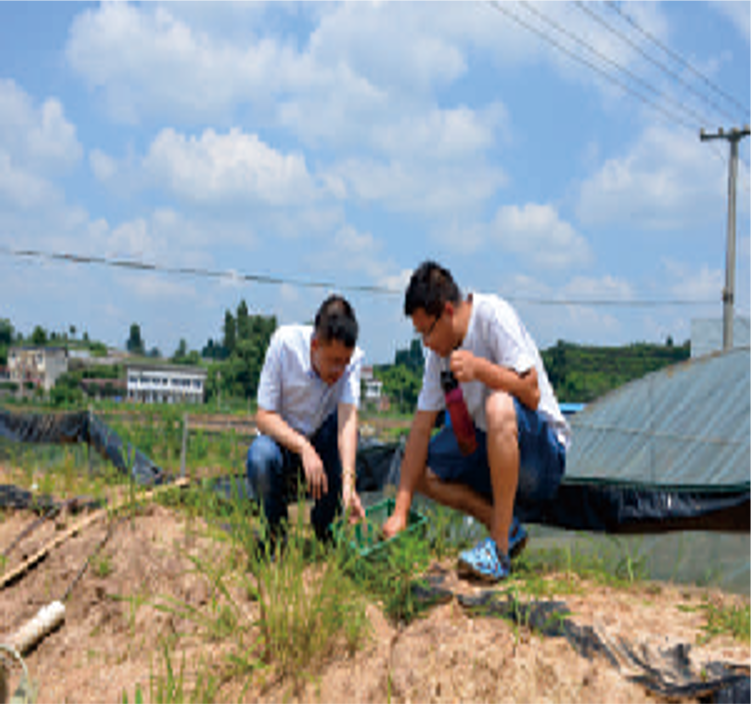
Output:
[441,370,478,455]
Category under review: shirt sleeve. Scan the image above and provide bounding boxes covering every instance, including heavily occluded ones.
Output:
[256,330,283,412]
[339,347,363,408]
[417,349,445,412]
[486,303,535,374]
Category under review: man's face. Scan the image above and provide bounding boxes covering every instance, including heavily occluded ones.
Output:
[411,304,452,357]
[311,338,354,385]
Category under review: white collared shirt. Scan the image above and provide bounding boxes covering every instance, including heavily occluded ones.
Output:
[257,325,364,437]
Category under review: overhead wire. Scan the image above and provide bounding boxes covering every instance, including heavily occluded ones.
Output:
[573,1,741,126]
[486,1,700,133]
[603,0,750,120]
[0,243,718,308]
[517,1,716,129]
[0,244,399,296]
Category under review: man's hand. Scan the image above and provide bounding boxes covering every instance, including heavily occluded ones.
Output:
[301,444,328,500]
[343,487,366,524]
[382,511,408,539]
[450,349,480,383]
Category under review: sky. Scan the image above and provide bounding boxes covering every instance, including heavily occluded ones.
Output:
[1,0,749,366]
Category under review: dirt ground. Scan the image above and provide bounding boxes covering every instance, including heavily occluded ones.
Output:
[0,477,748,704]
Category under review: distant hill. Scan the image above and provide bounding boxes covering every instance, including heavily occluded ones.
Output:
[541,340,691,403]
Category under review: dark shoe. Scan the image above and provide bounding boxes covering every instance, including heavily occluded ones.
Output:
[509,517,529,560]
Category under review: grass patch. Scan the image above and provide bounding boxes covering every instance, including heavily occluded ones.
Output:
[695,600,750,644]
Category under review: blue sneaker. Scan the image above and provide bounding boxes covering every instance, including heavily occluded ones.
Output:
[509,517,529,560]
[458,537,510,583]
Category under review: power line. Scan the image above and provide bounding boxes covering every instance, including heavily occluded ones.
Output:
[506,297,715,308]
[0,244,718,308]
[574,1,740,125]
[486,1,698,133]
[603,0,750,119]
[0,244,400,296]
[518,1,716,129]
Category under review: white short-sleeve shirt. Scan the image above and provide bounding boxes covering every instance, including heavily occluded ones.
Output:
[257,325,364,438]
[417,293,570,449]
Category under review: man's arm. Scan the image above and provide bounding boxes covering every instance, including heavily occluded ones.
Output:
[338,402,365,521]
[451,353,540,410]
[383,409,438,537]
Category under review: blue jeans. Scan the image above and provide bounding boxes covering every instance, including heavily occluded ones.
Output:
[428,398,565,510]
[246,412,342,541]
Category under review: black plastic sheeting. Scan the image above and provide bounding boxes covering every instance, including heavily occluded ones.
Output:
[357,439,750,534]
[0,409,166,486]
[1,410,748,533]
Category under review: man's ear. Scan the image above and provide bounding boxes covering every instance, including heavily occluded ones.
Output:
[311,336,319,353]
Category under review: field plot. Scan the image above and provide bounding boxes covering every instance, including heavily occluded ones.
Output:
[0,434,748,703]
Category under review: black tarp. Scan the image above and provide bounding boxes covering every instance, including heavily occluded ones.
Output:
[0,409,166,486]
[1,410,748,534]
[355,439,750,534]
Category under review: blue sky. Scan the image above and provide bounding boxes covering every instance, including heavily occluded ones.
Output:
[1,1,749,365]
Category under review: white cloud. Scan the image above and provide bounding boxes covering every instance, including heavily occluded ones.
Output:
[143,128,316,206]
[62,1,670,140]
[661,258,723,302]
[307,224,406,294]
[576,125,726,230]
[89,149,117,182]
[562,274,634,301]
[0,79,82,171]
[0,152,59,210]
[371,103,508,161]
[65,2,383,126]
[330,157,506,215]
[713,1,751,42]
[492,203,593,270]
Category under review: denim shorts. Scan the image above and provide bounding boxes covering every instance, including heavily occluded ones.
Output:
[427,398,565,507]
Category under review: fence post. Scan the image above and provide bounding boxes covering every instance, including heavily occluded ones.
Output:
[180,412,188,479]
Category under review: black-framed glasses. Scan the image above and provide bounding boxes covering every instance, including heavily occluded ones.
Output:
[420,314,441,342]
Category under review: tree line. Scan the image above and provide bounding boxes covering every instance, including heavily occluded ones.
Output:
[3,312,691,409]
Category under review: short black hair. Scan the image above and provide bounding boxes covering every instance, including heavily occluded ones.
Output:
[314,295,358,348]
[404,261,461,318]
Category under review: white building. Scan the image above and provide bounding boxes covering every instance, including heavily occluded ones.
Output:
[8,346,68,391]
[126,363,207,404]
[361,365,383,402]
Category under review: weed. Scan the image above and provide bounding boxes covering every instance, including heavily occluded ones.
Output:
[697,599,750,644]
[92,553,113,578]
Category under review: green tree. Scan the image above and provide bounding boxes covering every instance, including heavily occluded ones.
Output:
[0,318,12,366]
[223,311,236,356]
[172,338,188,362]
[31,325,48,346]
[236,299,250,341]
[126,323,145,355]
[394,338,425,373]
[1,319,14,347]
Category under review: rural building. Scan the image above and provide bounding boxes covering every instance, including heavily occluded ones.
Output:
[126,363,207,405]
[8,346,69,391]
[361,365,383,403]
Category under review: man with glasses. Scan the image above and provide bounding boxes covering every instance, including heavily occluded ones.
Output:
[247,294,366,549]
[383,261,570,582]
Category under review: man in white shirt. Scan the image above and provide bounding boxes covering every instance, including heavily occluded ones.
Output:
[247,295,366,547]
[383,262,570,582]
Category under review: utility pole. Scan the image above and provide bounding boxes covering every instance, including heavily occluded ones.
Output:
[700,125,750,350]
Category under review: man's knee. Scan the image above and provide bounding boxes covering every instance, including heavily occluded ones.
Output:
[247,436,282,492]
[417,468,441,496]
[485,392,517,442]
